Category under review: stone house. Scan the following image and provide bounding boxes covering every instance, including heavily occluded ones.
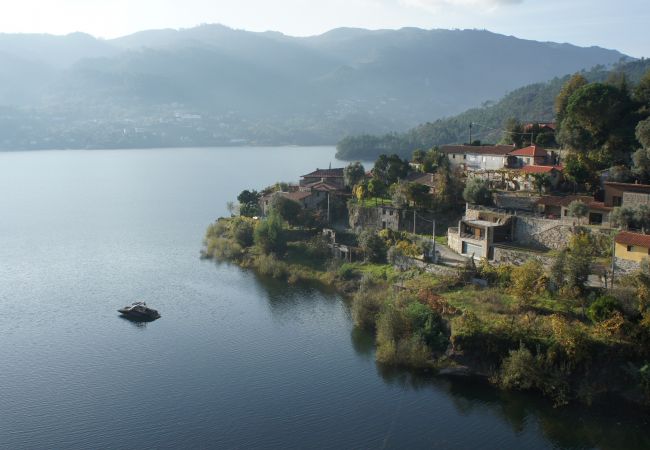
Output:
[614,231,650,274]
[260,190,322,216]
[508,145,549,168]
[441,144,515,171]
[604,181,650,208]
[535,195,611,225]
[447,208,514,259]
[300,168,345,189]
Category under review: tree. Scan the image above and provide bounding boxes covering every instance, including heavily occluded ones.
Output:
[559,82,637,167]
[390,181,410,209]
[636,204,650,233]
[354,182,368,202]
[463,177,492,205]
[344,162,366,188]
[271,195,302,226]
[412,149,426,164]
[510,260,547,308]
[500,118,525,148]
[373,154,409,186]
[610,206,636,230]
[407,183,432,209]
[531,173,551,194]
[608,165,633,183]
[637,117,650,150]
[634,69,650,112]
[555,73,588,128]
[358,229,387,263]
[565,233,593,297]
[632,147,650,183]
[567,200,589,224]
[563,153,596,190]
[231,218,254,247]
[254,211,286,255]
[237,189,261,217]
[367,178,386,201]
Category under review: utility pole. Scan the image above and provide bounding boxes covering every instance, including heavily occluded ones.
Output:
[432,219,436,263]
[611,237,616,289]
[327,193,331,225]
[469,122,473,145]
[413,209,417,234]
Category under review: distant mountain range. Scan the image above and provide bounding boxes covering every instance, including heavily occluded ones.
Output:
[0,24,632,150]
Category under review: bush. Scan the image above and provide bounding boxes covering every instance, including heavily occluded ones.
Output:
[206,237,243,260]
[352,288,385,330]
[254,253,288,279]
[254,211,286,255]
[232,217,255,247]
[587,295,623,323]
[499,345,541,391]
[358,229,387,263]
[463,177,492,205]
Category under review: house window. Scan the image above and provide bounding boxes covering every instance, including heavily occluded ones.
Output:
[452,154,456,159]
[628,245,633,252]
[613,196,622,207]
[463,154,467,160]
[389,210,393,216]
[382,208,386,215]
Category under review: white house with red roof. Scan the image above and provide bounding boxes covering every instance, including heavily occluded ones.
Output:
[508,145,550,167]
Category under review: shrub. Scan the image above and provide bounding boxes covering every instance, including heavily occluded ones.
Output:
[358,229,387,263]
[463,177,492,205]
[231,217,255,247]
[499,345,541,391]
[352,288,385,330]
[206,237,243,260]
[587,295,623,323]
[255,253,288,279]
[254,211,286,255]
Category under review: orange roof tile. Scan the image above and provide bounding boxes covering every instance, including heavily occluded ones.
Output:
[615,231,650,248]
[509,145,548,157]
[521,165,562,174]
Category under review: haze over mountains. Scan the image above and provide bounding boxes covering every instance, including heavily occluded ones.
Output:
[0,24,630,149]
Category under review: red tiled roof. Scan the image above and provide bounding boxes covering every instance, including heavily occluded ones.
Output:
[283,191,313,202]
[301,168,344,178]
[509,145,548,157]
[604,181,650,192]
[536,195,611,211]
[520,165,563,174]
[615,231,650,248]
[406,172,436,188]
[308,181,342,192]
[441,144,515,156]
[523,122,556,132]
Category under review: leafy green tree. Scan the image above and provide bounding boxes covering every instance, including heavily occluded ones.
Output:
[271,195,302,226]
[390,181,410,209]
[373,154,409,186]
[500,118,524,148]
[634,69,650,112]
[463,177,492,205]
[567,200,589,223]
[344,161,366,188]
[555,73,588,128]
[587,296,623,323]
[632,147,650,183]
[407,183,432,209]
[559,82,637,167]
[608,165,633,183]
[254,211,286,255]
[531,173,551,194]
[232,218,255,247]
[367,178,386,200]
[636,204,650,233]
[637,117,650,150]
[412,149,426,164]
[565,233,593,296]
[563,153,597,190]
[510,259,547,308]
[237,189,262,217]
[610,206,636,230]
[358,229,387,263]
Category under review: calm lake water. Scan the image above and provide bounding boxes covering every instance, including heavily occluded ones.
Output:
[0,146,647,449]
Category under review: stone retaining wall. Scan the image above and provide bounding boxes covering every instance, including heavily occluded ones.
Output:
[492,246,556,267]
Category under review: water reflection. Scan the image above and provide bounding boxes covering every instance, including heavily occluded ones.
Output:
[118,315,154,329]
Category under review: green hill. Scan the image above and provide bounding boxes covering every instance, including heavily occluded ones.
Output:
[336,59,650,160]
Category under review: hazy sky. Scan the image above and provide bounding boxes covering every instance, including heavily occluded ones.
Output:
[1,0,648,57]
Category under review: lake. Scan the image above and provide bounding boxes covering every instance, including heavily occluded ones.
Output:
[0,146,647,449]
